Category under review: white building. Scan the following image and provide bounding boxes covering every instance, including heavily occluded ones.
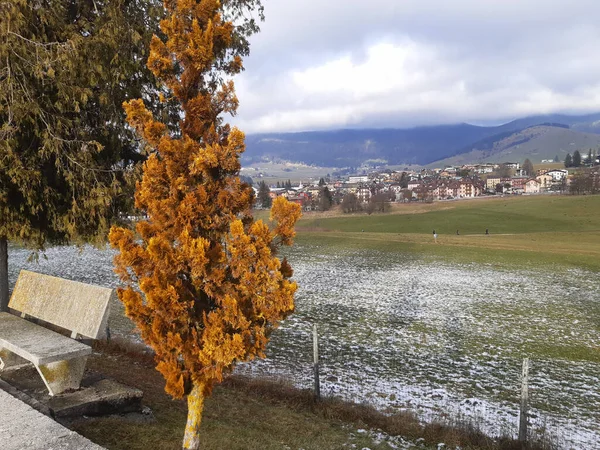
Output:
[545,169,568,182]
[407,180,422,190]
[525,179,540,194]
[486,177,501,190]
[356,186,371,202]
[536,174,553,190]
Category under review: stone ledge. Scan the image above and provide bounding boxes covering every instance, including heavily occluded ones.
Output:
[1,366,143,418]
[49,378,143,418]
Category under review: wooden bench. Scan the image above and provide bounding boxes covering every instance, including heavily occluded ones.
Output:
[0,270,113,396]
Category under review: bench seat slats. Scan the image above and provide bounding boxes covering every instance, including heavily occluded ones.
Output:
[0,312,91,366]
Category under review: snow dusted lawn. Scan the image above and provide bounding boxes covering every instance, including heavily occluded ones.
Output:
[7,242,600,449]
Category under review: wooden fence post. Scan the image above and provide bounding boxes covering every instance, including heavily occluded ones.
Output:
[518,357,529,445]
[313,323,320,400]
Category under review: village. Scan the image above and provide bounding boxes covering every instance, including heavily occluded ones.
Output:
[255,162,575,211]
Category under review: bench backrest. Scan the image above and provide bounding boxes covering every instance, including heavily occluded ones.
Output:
[8,270,113,340]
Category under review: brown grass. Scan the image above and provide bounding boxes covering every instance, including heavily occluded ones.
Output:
[297,200,461,220]
[74,341,557,450]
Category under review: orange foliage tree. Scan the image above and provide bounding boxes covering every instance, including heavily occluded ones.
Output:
[108,1,301,448]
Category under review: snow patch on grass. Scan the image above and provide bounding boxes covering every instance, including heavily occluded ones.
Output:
[7,243,600,449]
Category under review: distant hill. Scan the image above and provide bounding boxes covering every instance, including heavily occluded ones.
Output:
[243,112,600,167]
[433,125,600,166]
[493,112,600,133]
[244,124,497,167]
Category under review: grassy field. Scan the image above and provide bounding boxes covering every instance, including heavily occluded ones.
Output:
[4,194,596,450]
[52,195,600,449]
[291,194,600,271]
[240,162,333,185]
[63,342,541,450]
[298,195,600,234]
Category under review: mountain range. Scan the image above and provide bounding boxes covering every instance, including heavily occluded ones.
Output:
[243,112,600,168]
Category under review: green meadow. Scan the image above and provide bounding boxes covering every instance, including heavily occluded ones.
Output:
[299,195,600,235]
[292,194,600,271]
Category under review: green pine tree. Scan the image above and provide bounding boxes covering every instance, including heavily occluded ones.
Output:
[318,187,333,211]
[0,0,165,310]
[257,181,272,208]
[565,153,573,168]
[522,159,534,176]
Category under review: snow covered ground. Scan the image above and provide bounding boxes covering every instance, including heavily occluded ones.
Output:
[7,242,600,449]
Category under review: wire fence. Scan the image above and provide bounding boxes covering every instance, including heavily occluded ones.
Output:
[235,323,600,450]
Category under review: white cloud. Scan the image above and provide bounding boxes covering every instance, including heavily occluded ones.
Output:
[291,41,438,99]
[229,0,600,133]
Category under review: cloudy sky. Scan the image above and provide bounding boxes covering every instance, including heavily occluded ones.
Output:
[230,0,600,133]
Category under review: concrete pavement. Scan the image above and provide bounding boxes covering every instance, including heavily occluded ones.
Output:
[0,387,104,450]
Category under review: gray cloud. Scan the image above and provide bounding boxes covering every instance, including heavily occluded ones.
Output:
[229,0,600,133]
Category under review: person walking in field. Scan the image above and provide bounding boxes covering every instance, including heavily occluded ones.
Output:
[433,230,438,243]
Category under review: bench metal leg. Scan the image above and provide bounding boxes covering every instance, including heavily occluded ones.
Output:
[35,356,88,396]
[0,347,30,371]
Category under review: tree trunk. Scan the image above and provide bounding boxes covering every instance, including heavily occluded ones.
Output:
[0,237,8,312]
[182,382,206,450]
